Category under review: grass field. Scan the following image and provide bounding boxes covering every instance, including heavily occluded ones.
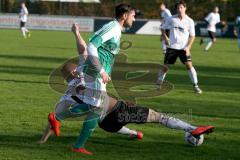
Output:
[0,29,240,160]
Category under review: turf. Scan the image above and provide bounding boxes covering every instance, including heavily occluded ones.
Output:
[0,29,239,160]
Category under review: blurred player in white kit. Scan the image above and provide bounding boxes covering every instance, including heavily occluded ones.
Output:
[19,2,31,38]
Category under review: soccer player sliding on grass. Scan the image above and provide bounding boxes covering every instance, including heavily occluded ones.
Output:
[43,4,140,155]
[40,3,214,155]
[46,62,214,155]
[38,22,142,146]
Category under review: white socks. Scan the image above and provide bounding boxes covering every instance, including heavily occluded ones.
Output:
[205,40,213,51]
[157,70,167,83]
[21,27,26,38]
[159,114,196,132]
[188,67,198,86]
[117,126,137,136]
[21,27,29,38]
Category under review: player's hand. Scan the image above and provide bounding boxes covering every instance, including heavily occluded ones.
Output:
[184,46,191,56]
[72,23,80,35]
[100,70,111,84]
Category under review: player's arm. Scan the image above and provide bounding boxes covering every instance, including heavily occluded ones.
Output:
[204,13,211,24]
[184,20,195,55]
[87,43,110,83]
[87,25,117,83]
[24,7,29,16]
[162,30,170,45]
[72,23,87,55]
[185,35,195,54]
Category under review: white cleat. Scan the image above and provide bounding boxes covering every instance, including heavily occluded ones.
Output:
[193,85,202,94]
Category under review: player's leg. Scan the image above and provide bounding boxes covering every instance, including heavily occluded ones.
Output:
[20,21,26,38]
[103,101,214,136]
[38,99,75,143]
[26,28,31,38]
[72,114,98,155]
[179,51,202,94]
[117,126,143,139]
[156,48,177,89]
[186,62,202,94]
[238,37,240,51]
[147,109,214,136]
[98,98,144,140]
[205,31,216,51]
[156,64,168,87]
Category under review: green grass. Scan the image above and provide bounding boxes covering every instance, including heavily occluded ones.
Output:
[0,29,240,160]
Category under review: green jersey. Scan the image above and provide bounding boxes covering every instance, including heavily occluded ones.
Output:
[84,20,122,77]
[81,20,122,107]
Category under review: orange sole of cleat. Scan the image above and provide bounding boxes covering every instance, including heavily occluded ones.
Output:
[72,148,93,155]
[191,126,215,136]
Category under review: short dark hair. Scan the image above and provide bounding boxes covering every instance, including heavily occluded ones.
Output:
[115,3,134,19]
[159,2,165,6]
[175,0,187,9]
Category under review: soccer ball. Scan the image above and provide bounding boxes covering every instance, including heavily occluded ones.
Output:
[184,132,204,146]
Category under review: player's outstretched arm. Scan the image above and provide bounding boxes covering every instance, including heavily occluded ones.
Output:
[72,23,87,56]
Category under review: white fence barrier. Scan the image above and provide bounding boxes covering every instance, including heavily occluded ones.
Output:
[0,14,94,32]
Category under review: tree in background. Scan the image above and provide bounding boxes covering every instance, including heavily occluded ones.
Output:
[0,0,239,21]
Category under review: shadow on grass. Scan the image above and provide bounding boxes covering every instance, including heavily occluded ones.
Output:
[0,132,238,160]
[0,54,68,63]
[0,78,49,85]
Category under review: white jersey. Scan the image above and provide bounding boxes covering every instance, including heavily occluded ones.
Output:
[165,14,195,50]
[59,78,83,103]
[19,6,28,22]
[204,12,220,32]
[160,8,172,30]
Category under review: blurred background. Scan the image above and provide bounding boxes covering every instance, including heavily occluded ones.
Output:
[0,0,240,21]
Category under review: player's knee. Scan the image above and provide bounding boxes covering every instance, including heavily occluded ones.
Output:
[147,109,160,122]
[213,38,217,42]
[83,118,98,130]
[185,62,193,70]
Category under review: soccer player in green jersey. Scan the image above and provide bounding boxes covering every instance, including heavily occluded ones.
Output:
[47,4,136,155]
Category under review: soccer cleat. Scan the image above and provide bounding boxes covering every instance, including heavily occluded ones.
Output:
[48,113,61,137]
[193,85,202,94]
[72,147,93,155]
[191,125,215,137]
[136,131,144,140]
[199,38,203,45]
[27,32,31,38]
[130,131,143,140]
